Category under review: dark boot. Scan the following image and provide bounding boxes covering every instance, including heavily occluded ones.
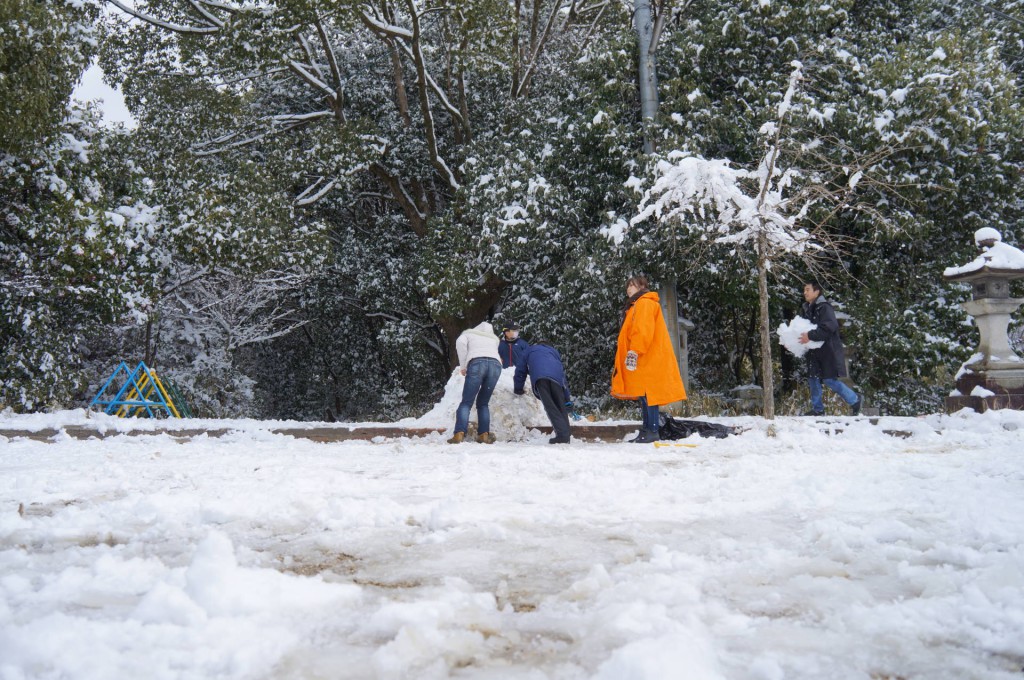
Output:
[548,436,571,444]
[851,397,862,416]
[632,429,660,443]
[802,409,825,417]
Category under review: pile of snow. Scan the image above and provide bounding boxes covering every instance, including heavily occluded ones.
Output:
[777,316,823,357]
[402,367,551,439]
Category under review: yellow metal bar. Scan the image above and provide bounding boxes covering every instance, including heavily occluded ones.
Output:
[115,392,133,417]
[120,373,154,417]
[151,373,181,418]
[130,374,154,417]
[116,377,145,417]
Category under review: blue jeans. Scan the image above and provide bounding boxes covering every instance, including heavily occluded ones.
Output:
[639,396,660,432]
[808,376,858,413]
[454,358,501,434]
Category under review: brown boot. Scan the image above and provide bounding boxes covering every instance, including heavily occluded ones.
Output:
[447,432,465,444]
[476,432,496,444]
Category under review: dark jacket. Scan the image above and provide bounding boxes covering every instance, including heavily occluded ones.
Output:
[499,337,530,369]
[800,295,848,379]
[514,342,571,402]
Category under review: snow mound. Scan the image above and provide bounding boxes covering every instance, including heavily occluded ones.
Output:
[403,367,550,439]
[777,317,823,358]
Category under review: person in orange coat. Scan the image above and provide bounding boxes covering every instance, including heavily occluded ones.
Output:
[611,275,687,443]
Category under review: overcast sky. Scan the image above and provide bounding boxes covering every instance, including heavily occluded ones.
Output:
[73,61,136,128]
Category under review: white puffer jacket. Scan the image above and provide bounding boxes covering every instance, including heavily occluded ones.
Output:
[456,322,501,367]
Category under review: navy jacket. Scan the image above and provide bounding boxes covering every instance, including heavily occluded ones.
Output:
[800,295,848,379]
[499,337,530,369]
[514,342,571,402]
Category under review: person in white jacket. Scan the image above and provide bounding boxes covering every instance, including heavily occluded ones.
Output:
[449,321,503,444]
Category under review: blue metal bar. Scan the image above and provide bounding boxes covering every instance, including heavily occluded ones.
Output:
[89,361,132,411]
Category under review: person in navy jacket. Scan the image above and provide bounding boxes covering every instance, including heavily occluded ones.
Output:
[499,321,530,369]
[514,340,572,444]
[798,281,862,416]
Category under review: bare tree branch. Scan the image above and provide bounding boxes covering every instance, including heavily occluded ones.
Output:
[370,163,428,235]
[515,0,566,98]
[402,0,460,190]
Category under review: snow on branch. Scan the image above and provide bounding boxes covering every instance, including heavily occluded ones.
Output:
[296,177,338,206]
[297,34,328,83]
[630,153,816,257]
[287,60,337,99]
[192,130,274,156]
[632,155,749,230]
[270,111,334,124]
[627,61,820,259]
[395,42,465,128]
[104,0,221,34]
[191,111,332,156]
[188,0,225,28]
[359,9,414,40]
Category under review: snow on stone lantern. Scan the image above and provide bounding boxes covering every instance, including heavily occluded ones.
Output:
[943,227,1024,412]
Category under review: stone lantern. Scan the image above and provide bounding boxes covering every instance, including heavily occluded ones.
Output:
[943,228,1024,412]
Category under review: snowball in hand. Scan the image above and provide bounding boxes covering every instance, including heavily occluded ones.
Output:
[778,316,823,357]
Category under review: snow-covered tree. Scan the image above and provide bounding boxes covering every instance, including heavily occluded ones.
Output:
[0,0,98,153]
[1,108,165,411]
[7,0,1022,418]
[99,0,622,363]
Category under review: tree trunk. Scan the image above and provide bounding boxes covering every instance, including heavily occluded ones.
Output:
[145,317,154,367]
[659,276,684,414]
[436,274,507,369]
[388,40,412,127]
[635,0,681,411]
[757,241,775,419]
[634,0,658,154]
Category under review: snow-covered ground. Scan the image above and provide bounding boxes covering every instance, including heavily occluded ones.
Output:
[1,398,1023,679]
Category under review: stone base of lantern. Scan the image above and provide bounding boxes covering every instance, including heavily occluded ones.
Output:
[945,368,1024,413]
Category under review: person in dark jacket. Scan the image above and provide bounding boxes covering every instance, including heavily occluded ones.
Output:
[798,282,862,416]
[513,340,572,444]
[498,321,530,369]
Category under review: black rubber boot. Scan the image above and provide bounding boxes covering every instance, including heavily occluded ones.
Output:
[632,429,660,443]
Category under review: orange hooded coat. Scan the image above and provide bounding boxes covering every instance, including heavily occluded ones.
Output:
[611,291,687,406]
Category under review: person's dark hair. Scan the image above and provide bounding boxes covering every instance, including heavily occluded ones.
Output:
[805,281,823,294]
[627,275,649,290]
